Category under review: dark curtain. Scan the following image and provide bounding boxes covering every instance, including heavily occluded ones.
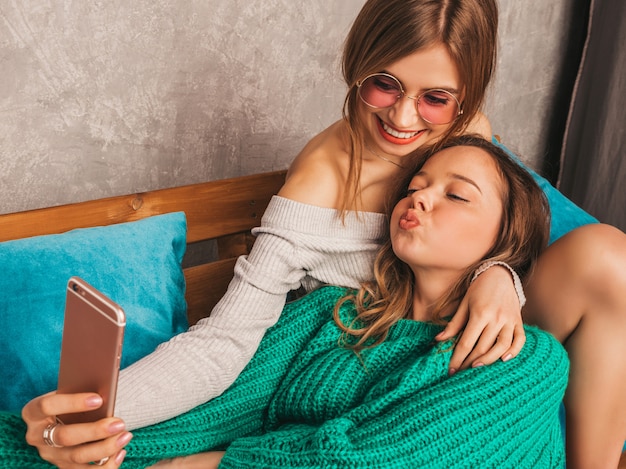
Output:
[558,0,626,232]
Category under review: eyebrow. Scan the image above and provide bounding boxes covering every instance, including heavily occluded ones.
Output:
[414,171,483,194]
[380,70,461,95]
[450,173,482,194]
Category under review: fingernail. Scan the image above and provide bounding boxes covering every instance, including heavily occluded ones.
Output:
[116,431,133,448]
[115,449,127,465]
[108,421,126,434]
[502,353,513,362]
[85,396,103,408]
[448,368,457,376]
[473,362,484,368]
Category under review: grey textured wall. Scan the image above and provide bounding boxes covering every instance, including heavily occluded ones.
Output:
[0,0,580,214]
[486,0,585,181]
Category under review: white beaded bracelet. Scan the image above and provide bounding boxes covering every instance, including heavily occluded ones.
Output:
[471,261,526,308]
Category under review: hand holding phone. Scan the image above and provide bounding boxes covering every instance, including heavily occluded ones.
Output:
[57,277,125,424]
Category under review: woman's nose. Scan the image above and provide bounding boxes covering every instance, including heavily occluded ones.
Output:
[410,190,431,212]
[389,95,422,128]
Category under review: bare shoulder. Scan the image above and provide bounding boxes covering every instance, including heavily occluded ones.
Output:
[465,111,492,139]
[278,120,348,208]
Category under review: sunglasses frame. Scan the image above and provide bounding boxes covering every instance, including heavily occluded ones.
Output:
[356,72,463,125]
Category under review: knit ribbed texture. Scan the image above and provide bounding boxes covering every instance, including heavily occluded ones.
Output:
[114,196,386,430]
[0,286,568,468]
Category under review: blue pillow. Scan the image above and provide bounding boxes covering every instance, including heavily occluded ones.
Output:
[492,139,626,451]
[491,137,598,244]
[0,212,188,412]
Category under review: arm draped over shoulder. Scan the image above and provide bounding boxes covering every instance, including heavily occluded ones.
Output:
[114,197,385,429]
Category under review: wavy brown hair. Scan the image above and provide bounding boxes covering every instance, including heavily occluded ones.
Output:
[334,135,551,351]
[340,0,499,213]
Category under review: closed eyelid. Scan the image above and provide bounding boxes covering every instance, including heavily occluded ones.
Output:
[409,172,428,184]
[410,172,481,198]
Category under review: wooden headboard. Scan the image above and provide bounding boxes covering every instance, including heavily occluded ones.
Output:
[0,170,287,325]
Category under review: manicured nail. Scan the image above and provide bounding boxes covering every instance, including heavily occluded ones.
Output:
[115,449,127,465]
[502,353,513,362]
[448,368,457,376]
[116,431,133,448]
[108,421,126,434]
[85,396,103,408]
[473,362,484,368]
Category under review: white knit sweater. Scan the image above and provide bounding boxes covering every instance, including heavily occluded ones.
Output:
[115,196,386,429]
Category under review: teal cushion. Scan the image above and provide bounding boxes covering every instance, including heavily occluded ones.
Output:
[0,212,188,412]
[491,137,598,244]
[492,139,626,451]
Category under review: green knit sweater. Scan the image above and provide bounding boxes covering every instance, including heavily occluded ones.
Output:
[0,286,568,468]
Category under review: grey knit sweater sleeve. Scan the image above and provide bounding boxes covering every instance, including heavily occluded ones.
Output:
[114,196,386,430]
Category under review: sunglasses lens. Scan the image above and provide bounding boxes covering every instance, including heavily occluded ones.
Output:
[358,74,401,108]
[418,90,459,125]
[358,74,460,124]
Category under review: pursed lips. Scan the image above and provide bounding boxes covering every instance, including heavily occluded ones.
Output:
[399,210,421,230]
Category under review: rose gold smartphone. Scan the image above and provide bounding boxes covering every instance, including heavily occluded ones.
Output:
[57,276,125,424]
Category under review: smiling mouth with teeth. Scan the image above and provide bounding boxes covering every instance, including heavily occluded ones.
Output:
[381,120,421,139]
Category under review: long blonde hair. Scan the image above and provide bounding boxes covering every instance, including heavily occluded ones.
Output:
[340,0,499,214]
[334,135,551,351]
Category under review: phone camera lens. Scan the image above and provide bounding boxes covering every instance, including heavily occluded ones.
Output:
[72,283,79,292]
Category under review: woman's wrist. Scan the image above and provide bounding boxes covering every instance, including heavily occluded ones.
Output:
[471,261,526,308]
